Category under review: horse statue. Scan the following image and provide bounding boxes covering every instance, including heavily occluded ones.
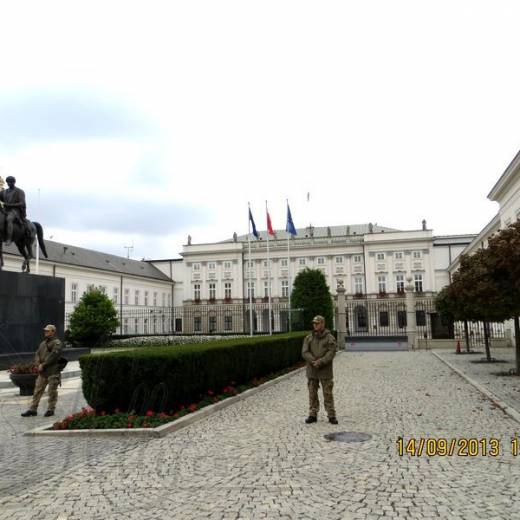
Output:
[0,209,48,272]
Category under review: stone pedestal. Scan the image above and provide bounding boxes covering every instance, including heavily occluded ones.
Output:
[0,271,65,361]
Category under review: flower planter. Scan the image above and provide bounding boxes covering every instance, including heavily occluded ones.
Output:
[9,373,38,396]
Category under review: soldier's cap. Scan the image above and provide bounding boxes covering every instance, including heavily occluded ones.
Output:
[43,324,56,332]
[312,315,325,323]
[5,176,15,182]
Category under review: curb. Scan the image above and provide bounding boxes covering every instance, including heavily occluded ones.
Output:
[0,369,82,389]
[432,351,520,425]
[24,365,306,437]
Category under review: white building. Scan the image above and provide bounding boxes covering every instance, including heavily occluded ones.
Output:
[158,222,473,306]
[2,240,174,335]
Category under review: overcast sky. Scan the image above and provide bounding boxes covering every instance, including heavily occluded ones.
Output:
[1,1,519,260]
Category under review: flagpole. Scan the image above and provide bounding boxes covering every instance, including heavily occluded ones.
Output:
[247,203,253,337]
[266,200,272,336]
[287,199,292,332]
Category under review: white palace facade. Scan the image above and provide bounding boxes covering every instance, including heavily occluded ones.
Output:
[152,222,473,307]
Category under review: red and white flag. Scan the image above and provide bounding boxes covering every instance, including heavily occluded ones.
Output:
[266,209,275,236]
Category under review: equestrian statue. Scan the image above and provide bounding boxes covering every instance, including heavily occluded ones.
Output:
[0,175,48,272]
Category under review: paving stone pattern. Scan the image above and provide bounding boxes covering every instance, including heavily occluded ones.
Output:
[1,351,520,519]
[435,347,520,413]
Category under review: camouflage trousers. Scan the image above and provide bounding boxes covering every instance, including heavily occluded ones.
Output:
[307,378,336,417]
[30,374,60,412]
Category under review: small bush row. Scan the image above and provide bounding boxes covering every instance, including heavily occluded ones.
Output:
[54,361,304,430]
[80,333,306,413]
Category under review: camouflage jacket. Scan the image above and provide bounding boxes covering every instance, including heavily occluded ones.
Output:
[302,328,337,379]
[35,338,63,377]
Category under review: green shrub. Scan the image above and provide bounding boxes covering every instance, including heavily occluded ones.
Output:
[80,333,306,413]
[291,268,334,330]
[69,288,119,347]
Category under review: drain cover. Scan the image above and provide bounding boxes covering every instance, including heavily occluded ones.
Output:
[324,431,372,443]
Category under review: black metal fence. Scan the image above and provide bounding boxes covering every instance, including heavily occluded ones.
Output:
[66,303,303,336]
[453,320,506,348]
[65,298,508,341]
[337,297,438,338]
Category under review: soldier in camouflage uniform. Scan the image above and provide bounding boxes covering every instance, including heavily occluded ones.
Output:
[302,315,338,424]
[21,325,63,418]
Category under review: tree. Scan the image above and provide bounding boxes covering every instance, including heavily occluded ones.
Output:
[69,288,119,347]
[449,251,512,361]
[435,285,470,351]
[485,221,520,373]
[291,268,334,331]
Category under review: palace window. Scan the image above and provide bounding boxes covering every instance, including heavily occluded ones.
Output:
[224,282,232,299]
[224,261,232,269]
[413,251,422,259]
[354,277,363,294]
[378,276,386,293]
[193,263,201,271]
[209,283,216,300]
[194,316,202,332]
[379,311,389,327]
[376,253,385,261]
[317,257,325,265]
[144,291,149,306]
[112,287,119,304]
[134,290,140,306]
[281,259,288,267]
[335,256,344,264]
[71,283,78,303]
[153,292,157,306]
[414,274,423,292]
[394,252,403,260]
[224,315,233,331]
[208,262,216,271]
[396,274,404,293]
[281,280,289,297]
[124,288,130,305]
[353,255,362,263]
[194,284,201,301]
[247,282,255,299]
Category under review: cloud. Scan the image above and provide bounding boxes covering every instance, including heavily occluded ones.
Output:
[34,192,208,236]
[0,88,159,144]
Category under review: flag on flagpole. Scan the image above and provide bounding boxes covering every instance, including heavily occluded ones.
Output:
[249,207,259,238]
[286,203,297,236]
[266,209,275,236]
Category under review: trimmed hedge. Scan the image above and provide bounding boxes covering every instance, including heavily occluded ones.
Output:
[80,332,307,413]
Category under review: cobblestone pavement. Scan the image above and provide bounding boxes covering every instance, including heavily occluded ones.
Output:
[1,351,520,520]
[435,347,520,413]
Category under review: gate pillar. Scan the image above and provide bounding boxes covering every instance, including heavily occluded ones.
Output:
[336,282,346,351]
[405,276,417,350]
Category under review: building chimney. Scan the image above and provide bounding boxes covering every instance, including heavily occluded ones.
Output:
[422,219,427,231]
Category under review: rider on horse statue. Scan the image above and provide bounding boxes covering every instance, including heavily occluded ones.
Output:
[0,175,29,246]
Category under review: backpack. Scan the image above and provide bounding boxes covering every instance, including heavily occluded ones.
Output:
[57,357,68,371]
